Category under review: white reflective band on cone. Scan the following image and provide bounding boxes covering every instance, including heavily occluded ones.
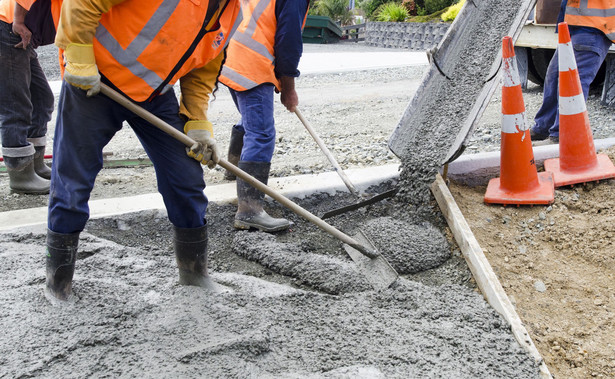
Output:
[559,93,587,115]
[502,113,529,134]
[502,57,521,87]
[558,42,578,71]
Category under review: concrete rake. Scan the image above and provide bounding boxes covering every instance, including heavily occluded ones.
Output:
[100,84,398,291]
[294,108,398,219]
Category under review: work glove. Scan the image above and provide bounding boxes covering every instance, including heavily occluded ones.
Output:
[63,43,101,97]
[185,120,219,169]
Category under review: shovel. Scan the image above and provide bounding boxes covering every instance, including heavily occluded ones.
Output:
[100,84,398,290]
[294,108,398,219]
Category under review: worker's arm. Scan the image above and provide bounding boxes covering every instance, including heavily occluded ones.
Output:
[179,51,226,168]
[273,0,308,111]
[12,2,31,49]
[55,0,127,96]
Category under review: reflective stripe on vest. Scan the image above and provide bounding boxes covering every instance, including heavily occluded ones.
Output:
[565,0,615,41]
[219,0,278,91]
[93,0,240,102]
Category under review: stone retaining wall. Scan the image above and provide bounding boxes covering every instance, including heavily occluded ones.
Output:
[365,21,450,51]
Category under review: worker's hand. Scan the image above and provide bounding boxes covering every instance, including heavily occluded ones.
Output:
[185,120,219,169]
[12,22,31,49]
[279,76,298,112]
[63,43,101,97]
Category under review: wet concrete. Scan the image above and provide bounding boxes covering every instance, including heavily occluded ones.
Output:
[0,184,540,377]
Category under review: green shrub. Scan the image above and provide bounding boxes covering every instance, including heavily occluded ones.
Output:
[311,0,354,25]
[360,0,394,20]
[376,2,409,22]
[441,0,464,21]
[424,0,455,14]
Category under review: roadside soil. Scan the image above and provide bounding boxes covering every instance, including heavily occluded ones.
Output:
[450,147,615,379]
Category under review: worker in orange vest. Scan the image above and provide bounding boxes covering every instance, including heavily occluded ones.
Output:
[45,0,241,303]
[530,0,615,144]
[0,0,60,194]
[219,0,309,233]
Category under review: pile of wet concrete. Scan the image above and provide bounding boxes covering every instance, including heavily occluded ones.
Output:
[0,183,540,377]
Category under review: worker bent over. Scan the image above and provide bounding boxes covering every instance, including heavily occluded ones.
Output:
[45,0,240,303]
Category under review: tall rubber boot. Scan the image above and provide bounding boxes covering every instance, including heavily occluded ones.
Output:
[33,146,52,179]
[4,155,50,195]
[173,223,221,291]
[223,126,244,181]
[45,229,79,303]
[234,161,290,232]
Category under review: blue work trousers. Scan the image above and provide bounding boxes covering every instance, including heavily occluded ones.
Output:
[48,81,208,234]
[229,84,276,162]
[532,27,612,138]
[0,21,53,150]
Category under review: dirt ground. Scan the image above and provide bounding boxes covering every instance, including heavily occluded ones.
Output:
[450,147,615,379]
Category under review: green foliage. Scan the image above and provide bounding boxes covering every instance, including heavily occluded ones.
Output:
[407,7,446,22]
[311,0,353,25]
[440,0,464,22]
[360,0,394,20]
[376,2,409,22]
[424,0,455,14]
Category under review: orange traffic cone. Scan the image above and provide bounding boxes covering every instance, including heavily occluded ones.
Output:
[543,23,615,187]
[485,36,554,205]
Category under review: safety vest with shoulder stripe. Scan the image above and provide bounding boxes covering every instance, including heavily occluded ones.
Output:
[565,0,615,42]
[86,0,241,102]
[219,0,306,92]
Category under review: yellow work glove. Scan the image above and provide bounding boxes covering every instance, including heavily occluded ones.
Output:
[64,43,101,97]
[185,120,219,169]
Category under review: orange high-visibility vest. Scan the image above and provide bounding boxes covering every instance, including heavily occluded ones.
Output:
[219,0,306,92]
[88,0,240,102]
[565,0,615,42]
[0,0,59,26]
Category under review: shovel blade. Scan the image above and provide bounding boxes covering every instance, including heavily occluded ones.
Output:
[343,230,398,291]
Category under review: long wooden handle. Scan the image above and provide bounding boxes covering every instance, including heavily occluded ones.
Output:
[100,84,378,258]
[294,108,359,196]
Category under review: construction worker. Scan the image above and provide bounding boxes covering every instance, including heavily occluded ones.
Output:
[45,0,240,303]
[530,0,615,144]
[219,0,309,233]
[0,0,59,194]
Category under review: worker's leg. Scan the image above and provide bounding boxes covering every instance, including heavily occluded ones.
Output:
[0,22,50,194]
[127,90,217,289]
[46,80,127,302]
[531,50,559,139]
[48,81,127,234]
[224,89,246,180]
[27,47,54,179]
[232,84,290,232]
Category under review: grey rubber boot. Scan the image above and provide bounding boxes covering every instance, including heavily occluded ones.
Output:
[234,161,290,232]
[223,126,244,181]
[33,145,52,180]
[4,155,50,195]
[45,229,79,303]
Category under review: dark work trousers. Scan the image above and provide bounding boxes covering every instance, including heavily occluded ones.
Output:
[48,81,208,234]
[532,27,612,138]
[0,21,53,153]
[229,84,276,162]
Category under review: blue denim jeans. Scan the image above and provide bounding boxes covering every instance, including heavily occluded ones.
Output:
[0,21,54,155]
[532,27,612,138]
[229,84,276,162]
[48,80,208,233]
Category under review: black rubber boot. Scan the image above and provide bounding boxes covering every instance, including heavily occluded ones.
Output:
[4,155,50,195]
[234,161,290,232]
[45,229,79,304]
[223,126,244,181]
[33,146,52,180]
[173,223,223,291]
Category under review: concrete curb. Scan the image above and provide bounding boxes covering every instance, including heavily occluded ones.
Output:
[0,164,399,231]
[445,137,615,186]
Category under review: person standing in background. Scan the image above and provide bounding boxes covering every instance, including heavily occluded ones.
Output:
[0,0,58,194]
